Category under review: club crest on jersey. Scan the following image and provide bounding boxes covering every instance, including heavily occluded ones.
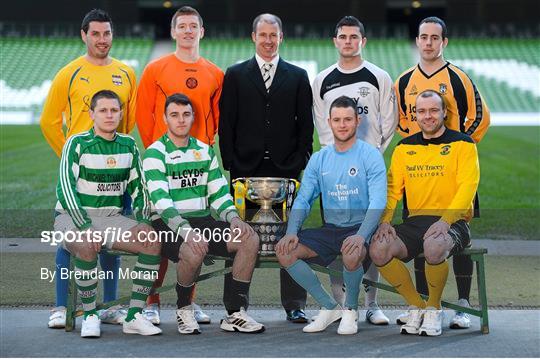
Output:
[106,156,117,168]
[439,83,447,94]
[193,150,202,161]
[440,145,451,156]
[408,85,418,96]
[186,77,198,89]
[112,74,123,86]
[348,167,358,177]
[358,87,370,98]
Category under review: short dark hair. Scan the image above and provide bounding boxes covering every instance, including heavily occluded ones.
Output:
[335,16,365,37]
[90,90,121,111]
[164,93,193,114]
[416,89,447,112]
[418,16,447,39]
[171,6,203,28]
[252,13,283,33]
[329,96,358,117]
[81,9,112,34]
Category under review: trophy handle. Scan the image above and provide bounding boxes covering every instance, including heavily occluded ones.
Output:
[232,178,247,220]
[282,178,301,222]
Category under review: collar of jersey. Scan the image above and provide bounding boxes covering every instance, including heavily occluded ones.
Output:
[89,127,118,142]
[419,128,450,145]
[164,135,202,152]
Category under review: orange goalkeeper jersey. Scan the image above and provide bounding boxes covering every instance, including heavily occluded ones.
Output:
[136,54,224,147]
[395,62,490,143]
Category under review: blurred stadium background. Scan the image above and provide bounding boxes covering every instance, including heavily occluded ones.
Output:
[0,0,539,308]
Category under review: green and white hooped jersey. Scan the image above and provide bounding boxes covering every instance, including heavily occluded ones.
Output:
[55,128,151,229]
[143,135,238,238]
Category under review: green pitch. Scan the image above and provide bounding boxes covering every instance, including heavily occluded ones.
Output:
[0,125,538,239]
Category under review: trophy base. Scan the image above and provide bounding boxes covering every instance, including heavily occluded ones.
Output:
[249,221,287,256]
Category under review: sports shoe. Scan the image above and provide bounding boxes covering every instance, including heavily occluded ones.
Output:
[48,306,66,329]
[220,308,265,333]
[98,305,127,325]
[419,307,443,336]
[123,312,162,336]
[286,309,308,323]
[81,314,101,338]
[365,303,389,325]
[337,308,358,335]
[142,303,160,325]
[396,310,410,325]
[176,305,201,335]
[450,299,471,329]
[193,302,211,324]
[303,305,343,333]
[400,307,424,335]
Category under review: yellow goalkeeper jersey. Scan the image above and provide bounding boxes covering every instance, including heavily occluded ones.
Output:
[395,62,490,143]
[40,56,137,157]
[381,128,480,224]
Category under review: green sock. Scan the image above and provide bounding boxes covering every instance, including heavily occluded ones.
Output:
[74,257,98,319]
[126,253,161,322]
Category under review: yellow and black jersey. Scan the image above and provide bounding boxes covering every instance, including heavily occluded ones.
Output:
[381,129,480,224]
[40,56,137,157]
[395,62,490,143]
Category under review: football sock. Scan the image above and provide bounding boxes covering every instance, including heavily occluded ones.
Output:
[363,263,379,307]
[414,257,428,296]
[226,277,250,315]
[343,266,364,310]
[176,283,194,309]
[378,258,426,308]
[147,257,168,306]
[55,247,70,307]
[126,253,160,322]
[453,255,473,302]
[425,260,449,309]
[74,257,98,319]
[286,260,338,310]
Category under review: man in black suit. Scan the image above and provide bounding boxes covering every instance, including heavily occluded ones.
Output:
[219,13,313,323]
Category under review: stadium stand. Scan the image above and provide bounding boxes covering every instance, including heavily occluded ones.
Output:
[0,37,538,123]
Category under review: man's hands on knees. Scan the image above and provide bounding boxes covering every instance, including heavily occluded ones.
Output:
[275,234,299,256]
[373,222,396,243]
[424,220,450,241]
[230,217,255,240]
[184,231,209,257]
[341,234,365,256]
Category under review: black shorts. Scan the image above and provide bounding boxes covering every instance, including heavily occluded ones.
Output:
[394,216,471,262]
[153,216,233,262]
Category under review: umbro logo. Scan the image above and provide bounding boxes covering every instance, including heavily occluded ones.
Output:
[406,150,417,155]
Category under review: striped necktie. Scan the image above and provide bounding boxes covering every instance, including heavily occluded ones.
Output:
[262,63,273,90]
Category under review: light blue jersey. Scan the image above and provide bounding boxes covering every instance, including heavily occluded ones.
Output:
[286,140,387,242]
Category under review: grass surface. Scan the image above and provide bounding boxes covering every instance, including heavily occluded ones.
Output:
[0,252,538,307]
[1,125,538,239]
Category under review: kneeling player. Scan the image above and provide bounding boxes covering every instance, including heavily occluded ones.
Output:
[370,90,479,336]
[56,90,161,337]
[276,96,387,334]
[143,93,264,334]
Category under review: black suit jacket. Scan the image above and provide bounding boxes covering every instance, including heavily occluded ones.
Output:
[218,56,313,178]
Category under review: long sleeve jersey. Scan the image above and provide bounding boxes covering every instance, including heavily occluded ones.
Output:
[142,135,238,238]
[395,62,490,143]
[40,56,137,157]
[382,129,480,224]
[136,54,224,147]
[55,128,151,230]
[286,140,387,242]
[312,60,398,152]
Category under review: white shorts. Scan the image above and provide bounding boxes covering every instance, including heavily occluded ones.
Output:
[54,214,138,250]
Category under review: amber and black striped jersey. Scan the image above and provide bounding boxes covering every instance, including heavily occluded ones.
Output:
[395,62,490,143]
[381,129,480,225]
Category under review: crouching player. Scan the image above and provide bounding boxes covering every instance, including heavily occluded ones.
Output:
[370,90,480,336]
[276,96,387,334]
[142,93,264,334]
[55,90,162,337]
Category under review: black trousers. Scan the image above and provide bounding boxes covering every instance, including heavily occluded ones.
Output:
[225,159,307,311]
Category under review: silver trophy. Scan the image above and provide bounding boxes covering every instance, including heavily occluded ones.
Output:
[245,177,289,223]
[232,177,297,255]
